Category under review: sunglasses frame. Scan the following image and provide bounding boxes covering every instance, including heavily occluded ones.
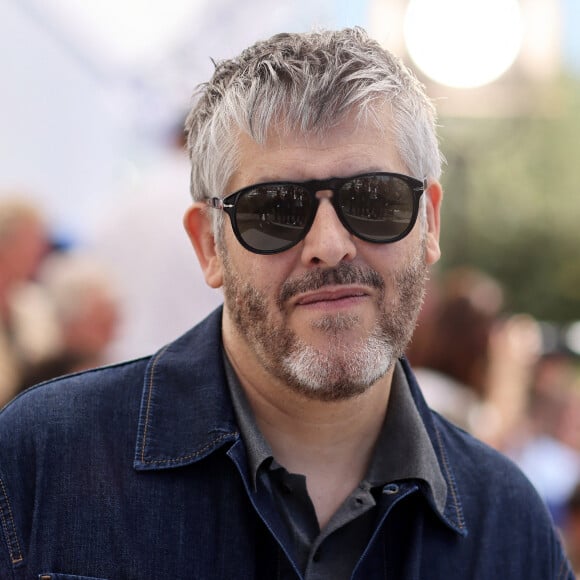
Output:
[206,171,426,255]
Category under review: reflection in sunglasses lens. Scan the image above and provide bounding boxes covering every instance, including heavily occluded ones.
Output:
[234,174,416,252]
[237,187,312,252]
[339,176,412,241]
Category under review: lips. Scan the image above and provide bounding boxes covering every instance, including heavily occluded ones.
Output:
[277,264,384,308]
[295,287,368,306]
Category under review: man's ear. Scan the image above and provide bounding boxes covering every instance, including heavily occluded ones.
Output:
[183,203,223,288]
[424,181,443,266]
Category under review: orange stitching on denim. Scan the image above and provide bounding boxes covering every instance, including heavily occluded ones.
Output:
[137,345,237,466]
[433,423,465,530]
[0,475,23,564]
[141,432,233,465]
[139,345,170,464]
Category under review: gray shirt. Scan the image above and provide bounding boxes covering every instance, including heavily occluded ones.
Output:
[225,357,447,579]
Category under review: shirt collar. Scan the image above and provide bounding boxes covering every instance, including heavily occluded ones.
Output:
[367,362,448,513]
[226,355,447,514]
[224,354,273,486]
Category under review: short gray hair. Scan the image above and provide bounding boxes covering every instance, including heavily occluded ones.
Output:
[185,27,442,227]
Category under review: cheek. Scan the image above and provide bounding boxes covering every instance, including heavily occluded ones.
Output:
[364,235,426,291]
[252,264,293,311]
[227,234,297,293]
[221,246,288,312]
[360,240,409,277]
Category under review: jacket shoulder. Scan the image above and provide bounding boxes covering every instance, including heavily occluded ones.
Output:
[432,412,535,492]
[0,357,150,442]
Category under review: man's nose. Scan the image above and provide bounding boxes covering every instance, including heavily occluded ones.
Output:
[300,195,357,267]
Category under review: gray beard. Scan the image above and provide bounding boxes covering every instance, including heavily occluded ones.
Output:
[222,244,428,402]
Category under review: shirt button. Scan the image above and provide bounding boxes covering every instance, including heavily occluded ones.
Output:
[382,483,400,495]
[280,481,293,494]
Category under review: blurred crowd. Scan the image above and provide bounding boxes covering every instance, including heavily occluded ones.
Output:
[0,121,222,406]
[0,195,120,406]
[1,187,580,572]
[0,167,222,406]
[406,266,580,573]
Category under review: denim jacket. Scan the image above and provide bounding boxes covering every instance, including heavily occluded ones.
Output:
[0,308,573,579]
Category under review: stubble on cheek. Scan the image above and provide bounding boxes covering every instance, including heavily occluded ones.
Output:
[220,254,295,359]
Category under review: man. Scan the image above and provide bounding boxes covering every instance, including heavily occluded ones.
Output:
[0,28,573,579]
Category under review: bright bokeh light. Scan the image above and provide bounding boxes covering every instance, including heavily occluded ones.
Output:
[404,0,524,88]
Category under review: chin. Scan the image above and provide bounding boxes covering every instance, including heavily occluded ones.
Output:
[279,337,393,402]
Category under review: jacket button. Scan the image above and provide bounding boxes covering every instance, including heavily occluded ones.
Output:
[382,483,400,495]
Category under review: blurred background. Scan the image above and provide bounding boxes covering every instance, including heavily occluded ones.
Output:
[1,0,579,357]
[3,0,580,569]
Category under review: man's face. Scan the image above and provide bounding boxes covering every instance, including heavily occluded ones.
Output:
[193,112,442,401]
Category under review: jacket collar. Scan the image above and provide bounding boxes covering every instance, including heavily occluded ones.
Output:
[402,357,468,536]
[133,307,466,536]
[133,307,240,471]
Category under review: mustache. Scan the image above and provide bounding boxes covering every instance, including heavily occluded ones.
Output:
[277,263,385,306]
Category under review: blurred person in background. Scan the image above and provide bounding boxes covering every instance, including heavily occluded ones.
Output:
[17,250,120,392]
[406,267,502,431]
[0,195,59,407]
[408,267,580,525]
[407,266,541,449]
[506,349,580,526]
[92,116,222,362]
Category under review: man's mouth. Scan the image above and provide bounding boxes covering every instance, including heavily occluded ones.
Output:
[295,287,368,307]
[278,264,384,308]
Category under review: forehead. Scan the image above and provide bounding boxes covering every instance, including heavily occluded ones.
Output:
[228,109,407,192]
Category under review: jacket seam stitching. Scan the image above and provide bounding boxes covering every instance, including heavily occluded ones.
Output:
[140,432,234,465]
[139,345,170,464]
[432,423,466,530]
[137,345,236,466]
[0,475,23,564]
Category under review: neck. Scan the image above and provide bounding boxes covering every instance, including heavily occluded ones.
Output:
[223,324,394,528]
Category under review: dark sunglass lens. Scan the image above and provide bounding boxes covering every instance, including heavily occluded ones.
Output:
[235,185,312,252]
[339,175,415,241]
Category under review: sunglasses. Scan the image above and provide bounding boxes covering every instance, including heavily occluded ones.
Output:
[206,172,426,255]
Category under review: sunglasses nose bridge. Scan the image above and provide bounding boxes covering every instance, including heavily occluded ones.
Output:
[307,186,353,237]
[314,188,334,201]
[309,187,342,226]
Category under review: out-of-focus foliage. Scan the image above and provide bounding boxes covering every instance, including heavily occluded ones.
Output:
[438,77,580,322]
